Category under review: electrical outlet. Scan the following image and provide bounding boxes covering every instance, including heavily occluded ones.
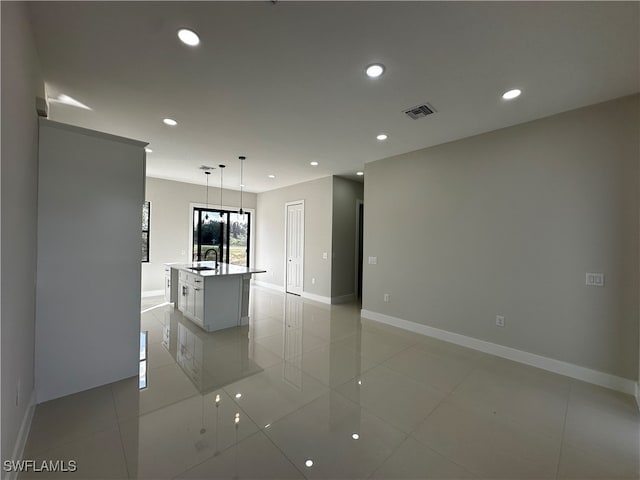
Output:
[368,256,378,265]
[181,250,186,256]
[322,252,328,260]
[585,273,604,287]
[496,315,505,327]
[383,293,390,303]
[311,277,316,285]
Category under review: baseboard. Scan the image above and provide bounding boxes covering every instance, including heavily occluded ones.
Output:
[140,302,170,314]
[301,291,332,304]
[361,309,636,396]
[252,281,333,305]
[332,293,355,304]
[7,390,36,480]
[253,280,285,293]
[141,289,164,298]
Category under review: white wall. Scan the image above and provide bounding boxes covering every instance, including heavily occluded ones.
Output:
[331,177,364,299]
[255,177,333,299]
[142,177,257,293]
[363,95,639,381]
[1,1,44,467]
[35,120,146,402]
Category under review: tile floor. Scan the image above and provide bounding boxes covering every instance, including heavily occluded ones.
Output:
[22,287,640,479]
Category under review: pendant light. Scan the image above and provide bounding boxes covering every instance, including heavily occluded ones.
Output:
[238,156,246,217]
[218,164,226,220]
[199,166,214,220]
[204,170,211,220]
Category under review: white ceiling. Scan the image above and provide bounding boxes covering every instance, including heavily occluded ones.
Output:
[27,1,639,193]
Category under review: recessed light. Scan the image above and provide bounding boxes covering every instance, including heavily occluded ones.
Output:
[356,171,364,176]
[365,63,385,78]
[177,28,200,46]
[502,89,522,100]
[376,134,388,141]
[305,460,314,468]
[145,148,153,153]
[310,161,319,166]
[235,393,242,399]
[268,174,275,179]
[163,118,177,126]
[351,433,360,440]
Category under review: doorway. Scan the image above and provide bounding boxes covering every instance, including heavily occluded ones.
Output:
[285,201,304,295]
[355,200,364,300]
[192,207,251,266]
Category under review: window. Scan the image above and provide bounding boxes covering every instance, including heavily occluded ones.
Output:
[142,201,150,262]
[192,208,250,266]
[139,331,148,390]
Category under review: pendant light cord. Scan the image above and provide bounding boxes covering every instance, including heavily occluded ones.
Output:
[219,164,226,217]
[205,173,209,208]
[239,156,246,215]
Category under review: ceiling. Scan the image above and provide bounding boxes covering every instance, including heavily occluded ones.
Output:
[27,1,639,193]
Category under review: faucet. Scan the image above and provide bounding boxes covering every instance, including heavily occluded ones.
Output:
[211,249,219,269]
[203,248,219,269]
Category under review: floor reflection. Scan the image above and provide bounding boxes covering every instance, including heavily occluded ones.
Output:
[20,286,639,479]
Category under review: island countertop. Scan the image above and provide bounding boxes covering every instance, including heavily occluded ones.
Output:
[167,261,266,278]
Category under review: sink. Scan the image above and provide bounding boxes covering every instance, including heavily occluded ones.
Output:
[189,266,215,271]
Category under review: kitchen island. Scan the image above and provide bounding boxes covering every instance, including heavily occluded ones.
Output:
[165,261,266,332]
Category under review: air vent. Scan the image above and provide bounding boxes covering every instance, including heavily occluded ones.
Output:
[199,165,215,171]
[403,103,436,120]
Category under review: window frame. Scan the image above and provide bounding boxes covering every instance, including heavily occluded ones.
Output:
[142,201,150,263]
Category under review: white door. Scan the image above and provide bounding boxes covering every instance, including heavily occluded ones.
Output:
[285,201,304,295]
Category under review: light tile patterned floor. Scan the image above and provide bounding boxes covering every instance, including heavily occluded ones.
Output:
[21,287,640,479]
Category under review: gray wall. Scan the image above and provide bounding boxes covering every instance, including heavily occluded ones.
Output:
[363,95,639,380]
[331,177,364,299]
[142,177,257,293]
[255,177,333,298]
[1,1,44,466]
[36,121,146,402]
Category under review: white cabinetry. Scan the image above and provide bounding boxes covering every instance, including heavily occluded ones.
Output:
[35,119,146,402]
[164,266,178,303]
[178,270,205,327]
[170,262,266,333]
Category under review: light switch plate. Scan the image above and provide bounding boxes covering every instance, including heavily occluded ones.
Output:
[368,256,377,265]
[322,252,328,260]
[585,273,605,287]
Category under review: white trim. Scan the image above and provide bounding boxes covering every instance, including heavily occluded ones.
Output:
[141,302,171,314]
[635,382,640,412]
[7,391,36,480]
[253,280,285,293]
[361,309,637,395]
[332,293,355,304]
[301,291,332,304]
[284,200,304,295]
[142,289,164,298]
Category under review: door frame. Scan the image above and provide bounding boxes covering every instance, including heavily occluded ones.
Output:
[355,199,364,299]
[284,200,305,295]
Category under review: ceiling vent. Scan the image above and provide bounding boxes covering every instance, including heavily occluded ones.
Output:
[403,103,436,120]
[199,165,215,171]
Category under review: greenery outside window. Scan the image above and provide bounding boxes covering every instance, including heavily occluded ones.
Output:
[142,201,150,262]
